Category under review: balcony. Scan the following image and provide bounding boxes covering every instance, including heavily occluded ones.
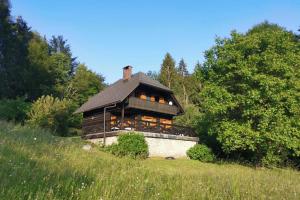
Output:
[82,117,197,139]
[127,97,179,115]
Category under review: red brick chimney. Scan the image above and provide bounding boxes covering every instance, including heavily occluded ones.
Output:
[123,66,132,80]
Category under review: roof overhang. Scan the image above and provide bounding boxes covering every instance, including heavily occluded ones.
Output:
[74,101,122,114]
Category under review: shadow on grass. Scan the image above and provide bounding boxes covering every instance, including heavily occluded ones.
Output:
[0,145,95,200]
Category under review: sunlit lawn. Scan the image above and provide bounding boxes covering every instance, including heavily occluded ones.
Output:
[0,121,299,200]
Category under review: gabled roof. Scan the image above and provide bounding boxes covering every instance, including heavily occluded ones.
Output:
[75,72,173,113]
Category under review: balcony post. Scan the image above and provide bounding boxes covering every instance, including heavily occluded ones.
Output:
[121,103,124,130]
[156,117,160,133]
[137,114,141,131]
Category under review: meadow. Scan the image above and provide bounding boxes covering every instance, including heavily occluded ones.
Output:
[0,121,299,200]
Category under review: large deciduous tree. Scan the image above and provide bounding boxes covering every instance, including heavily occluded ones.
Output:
[27,33,72,100]
[69,64,105,106]
[26,33,52,100]
[197,22,300,166]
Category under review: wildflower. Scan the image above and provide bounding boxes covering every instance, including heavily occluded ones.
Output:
[34,137,37,141]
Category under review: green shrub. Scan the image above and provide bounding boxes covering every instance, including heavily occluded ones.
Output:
[0,98,31,123]
[27,95,73,136]
[187,144,215,162]
[104,143,119,154]
[108,132,148,159]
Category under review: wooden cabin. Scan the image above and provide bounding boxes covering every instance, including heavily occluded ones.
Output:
[75,66,194,137]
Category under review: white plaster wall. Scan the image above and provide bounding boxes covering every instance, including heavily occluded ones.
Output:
[88,135,197,158]
[145,137,197,158]
[88,136,118,145]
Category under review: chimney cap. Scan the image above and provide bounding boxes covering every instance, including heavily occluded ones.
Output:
[123,65,132,69]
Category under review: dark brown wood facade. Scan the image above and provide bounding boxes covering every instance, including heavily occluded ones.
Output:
[82,85,195,137]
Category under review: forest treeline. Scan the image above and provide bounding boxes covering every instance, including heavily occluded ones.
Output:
[0,0,106,134]
[1,0,300,167]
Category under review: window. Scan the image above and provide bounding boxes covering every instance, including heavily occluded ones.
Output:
[139,92,147,100]
[159,97,165,104]
[150,96,155,102]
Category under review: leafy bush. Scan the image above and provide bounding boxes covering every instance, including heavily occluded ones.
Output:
[0,98,31,123]
[187,144,215,162]
[108,132,148,159]
[27,95,73,136]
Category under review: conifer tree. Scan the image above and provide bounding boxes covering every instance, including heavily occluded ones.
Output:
[176,58,189,106]
[0,0,32,99]
[177,58,189,76]
[49,35,78,75]
[0,0,11,97]
[194,61,201,72]
[159,53,177,89]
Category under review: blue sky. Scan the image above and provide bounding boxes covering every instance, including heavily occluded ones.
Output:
[11,0,300,83]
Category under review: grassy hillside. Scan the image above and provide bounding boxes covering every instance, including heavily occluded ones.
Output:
[0,121,299,200]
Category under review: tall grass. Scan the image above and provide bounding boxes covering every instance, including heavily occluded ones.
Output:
[0,121,299,199]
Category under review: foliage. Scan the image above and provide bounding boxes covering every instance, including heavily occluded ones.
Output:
[174,104,201,127]
[196,22,300,166]
[48,52,72,97]
[1,121,299,199]
[0,98,31,123]
[49,35,78,75]
[27,95,73,136]
[26,33,53,99]
[0,1,32,99]
[157,54,201,107]
[175,58,189,106]
[187,144,215,162]
[26,33,78,99]
[146,70,159,81]
[159,53,178,89]
[194,61,202,72]
[177,58,189,76]
[0,2,87,102]
[0,2,99,136]
[69,64,105,105]
[104,143,119,154]
[108,132,149,159]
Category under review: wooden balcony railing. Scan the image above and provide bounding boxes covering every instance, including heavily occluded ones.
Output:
[127,97,179,115]
[109,118,196,137]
